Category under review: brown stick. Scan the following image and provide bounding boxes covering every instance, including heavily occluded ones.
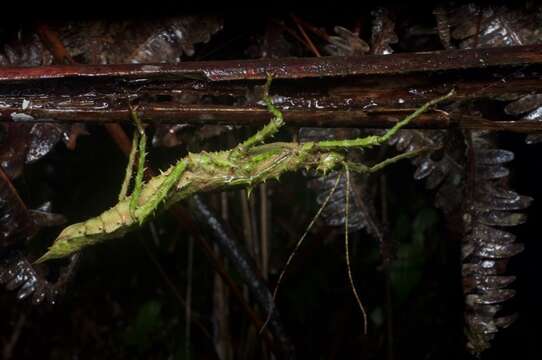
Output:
[1,45,542,131]
[291,14,322,57]
[290,15,330,42]
[0,45,540,81]
[35,23,75,65]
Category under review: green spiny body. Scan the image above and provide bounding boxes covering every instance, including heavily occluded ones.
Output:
[37,77,454,263]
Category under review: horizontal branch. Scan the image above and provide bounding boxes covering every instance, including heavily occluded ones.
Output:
[0,45,541,131]
[1,44,541,81]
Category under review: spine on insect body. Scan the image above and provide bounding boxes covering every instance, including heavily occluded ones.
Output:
[37,91,452,262]
[36,198,133,262]
[36,166,179,262]
[37,143,329,262]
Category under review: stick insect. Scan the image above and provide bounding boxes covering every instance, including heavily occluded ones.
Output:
[36,77,454,295]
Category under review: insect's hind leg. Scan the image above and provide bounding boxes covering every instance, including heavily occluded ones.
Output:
[346,147,428,174]
[128,106,148,217]
[133,159,188,225]
[365,92,452,146]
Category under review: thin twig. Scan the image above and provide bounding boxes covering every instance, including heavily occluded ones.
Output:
[380,174,395,360]
[270,18,313,50]
[35,23,75,65]
[291,14,322,57]
[213,192,233,360]
[139,232,212,341]
[186,236,194,359]
[191,196,295,359]
[260,183,270,280]
[2,312,27,360]
[249,194,260,267]
[291,15,330,42]
[240,190,254,258]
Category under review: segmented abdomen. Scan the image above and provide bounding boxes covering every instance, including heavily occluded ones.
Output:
[37,198,133,262]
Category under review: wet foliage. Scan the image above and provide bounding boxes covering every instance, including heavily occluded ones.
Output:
[462,133,531,353]
[1,4,541,360]
[0,252,58,305]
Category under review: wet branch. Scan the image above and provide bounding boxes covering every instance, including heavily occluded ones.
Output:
[0,45,541,131]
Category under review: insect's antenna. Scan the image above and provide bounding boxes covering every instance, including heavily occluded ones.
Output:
[344,164,368,334]
[259,173,342,334]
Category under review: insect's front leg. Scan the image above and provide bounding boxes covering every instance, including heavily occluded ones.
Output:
[230,75,284,160]
[316,90,455,151]
[123,106,190,225]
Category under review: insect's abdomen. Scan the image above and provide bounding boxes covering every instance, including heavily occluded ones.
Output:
[37,199,134,262]
[40,146,317,261]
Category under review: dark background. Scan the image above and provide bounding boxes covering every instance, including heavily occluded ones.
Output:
[1,4,541,360]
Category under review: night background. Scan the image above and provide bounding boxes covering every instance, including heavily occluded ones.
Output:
[1,3,542,359]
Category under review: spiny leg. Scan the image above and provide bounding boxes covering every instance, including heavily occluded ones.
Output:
[369,89,454,146]
[344,164,368,334]
[316,90,455,151]
[129,105,147,218]
[133,159,188,225]
[230,74,284,160]
[259,174,342,334]
[118,130,139,201]
[346,147,429,175]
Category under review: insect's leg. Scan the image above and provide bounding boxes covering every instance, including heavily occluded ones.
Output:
[316,90,454,151]
[134,159,188,225]
[118,130,139,201]
[347,147,429,174]
[344,164,368,334]
[259,173,342,334]
[230,75,284,160]
[371,90,454,146]
[129,106,147,217]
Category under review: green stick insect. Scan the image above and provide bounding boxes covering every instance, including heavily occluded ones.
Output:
[35,75,453,335]
[36,78,454,318]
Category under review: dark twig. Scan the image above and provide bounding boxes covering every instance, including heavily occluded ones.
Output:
[0,167,38,246]
[139,231,213,341]
[1,45,542,130]
[2,312,27,360]
[1,45,540,81]
[270,18,313,52]
[290,15,322,57]
[190,195,296,360]
[35,23,75,65]
[290,15,330,42]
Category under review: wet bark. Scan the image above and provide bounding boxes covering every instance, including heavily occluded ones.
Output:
[0,45,541,131]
